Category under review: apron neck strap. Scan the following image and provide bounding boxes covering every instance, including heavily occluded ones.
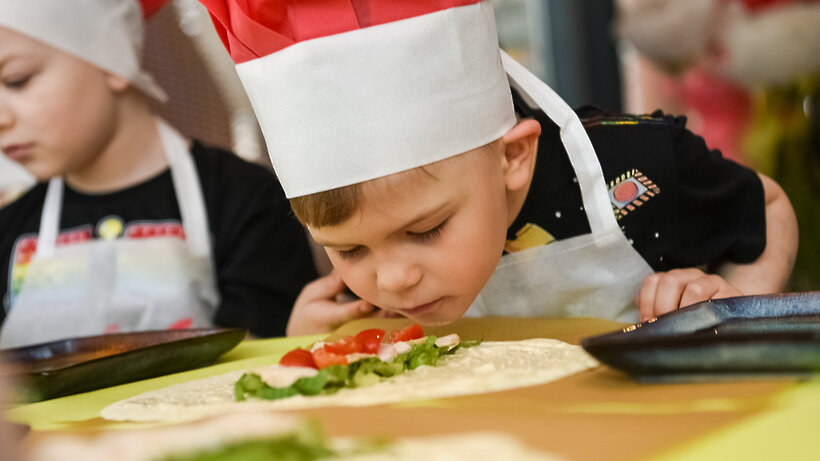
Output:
[501,51,617,235]
[37,177,64,258]
[156,119,212,258]
[36,119,213,258]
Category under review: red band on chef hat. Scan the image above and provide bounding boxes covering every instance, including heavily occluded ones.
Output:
[197,0,516,197]
[140,0,172,18]
[0,0,167,102]
[201,0,480,64]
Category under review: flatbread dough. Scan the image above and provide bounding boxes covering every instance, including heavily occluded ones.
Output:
[26,411,563,461]
[102,338,597,423]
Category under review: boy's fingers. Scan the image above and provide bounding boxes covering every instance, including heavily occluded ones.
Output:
[680,274,740,308]
[300,273,346,300]
[321,300,375,328]
[640,269,741,322]
[679,277,720,309]
[653,272,691,318]
[637,274,660,321]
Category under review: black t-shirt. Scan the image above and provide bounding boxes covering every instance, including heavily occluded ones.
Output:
[0,141,317,337]
[507,91,766,271]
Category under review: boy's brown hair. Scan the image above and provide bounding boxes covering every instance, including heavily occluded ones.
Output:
[290,167,435,228]
[290,138,506,228]
[290,183,361,228]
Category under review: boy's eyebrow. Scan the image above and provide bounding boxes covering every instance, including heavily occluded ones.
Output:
[0,54,24,69]
[397,201,452,231]
[314,201,452,248]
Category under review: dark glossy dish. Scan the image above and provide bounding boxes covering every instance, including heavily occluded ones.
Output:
[0,328,246,403]
[582,292,820,382]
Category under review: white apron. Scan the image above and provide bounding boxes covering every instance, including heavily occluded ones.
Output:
[466,52,654,323]
[0,120,219,349]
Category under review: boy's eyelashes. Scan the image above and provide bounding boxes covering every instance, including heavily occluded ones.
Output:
[407,219,449,242]
[332,219,450,261]
[335,246,364,261]
[2,74,31,89]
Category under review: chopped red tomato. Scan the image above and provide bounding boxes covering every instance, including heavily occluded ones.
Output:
[279,348,317,369]
[324,335,363,355]
[355,328,386,354]
[312,347,349,369]
[388,324,424,343]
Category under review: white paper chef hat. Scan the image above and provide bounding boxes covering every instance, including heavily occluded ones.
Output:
[0,0,168,102]
[198,0,517,198]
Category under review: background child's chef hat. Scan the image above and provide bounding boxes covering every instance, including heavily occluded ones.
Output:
[199,0,517,198]
[0,0,169,102]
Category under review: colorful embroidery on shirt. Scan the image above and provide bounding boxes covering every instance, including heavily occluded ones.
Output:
[505,223,555,252]
[582,114,667,129]
[124,221,186,239]
[608,169,660,220]
[5,220,185,310]
[7,226,94,307]
[97,216,125,240]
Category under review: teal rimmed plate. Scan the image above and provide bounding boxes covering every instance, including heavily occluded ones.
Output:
[582,292,820,382]
[1,328,246,403]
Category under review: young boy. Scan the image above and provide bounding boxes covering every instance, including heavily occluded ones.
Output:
[0,0,321,347]
[199,0,798,334]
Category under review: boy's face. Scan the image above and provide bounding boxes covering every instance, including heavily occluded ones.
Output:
[0,27,120,180]
[309,145,515,325]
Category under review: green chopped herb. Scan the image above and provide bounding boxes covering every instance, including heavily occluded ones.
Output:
[156,422,336,461]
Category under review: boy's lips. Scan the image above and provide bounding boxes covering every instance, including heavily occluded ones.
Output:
[398,297,444,316]
[2,143,33,162]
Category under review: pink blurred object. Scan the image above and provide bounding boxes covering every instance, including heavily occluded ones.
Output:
[682,70,752,161]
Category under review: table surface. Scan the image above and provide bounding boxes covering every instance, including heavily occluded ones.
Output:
[8,317,820,461]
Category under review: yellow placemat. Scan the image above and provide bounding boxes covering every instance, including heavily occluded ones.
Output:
[646,379,820,461]
[7,334,324,431]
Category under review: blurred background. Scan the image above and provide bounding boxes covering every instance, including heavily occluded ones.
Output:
[1,0,818,289]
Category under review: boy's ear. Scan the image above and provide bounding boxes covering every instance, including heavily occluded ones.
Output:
[501,119,541,191]
[105,73,130,93]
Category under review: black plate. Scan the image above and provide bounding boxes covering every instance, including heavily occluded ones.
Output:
[0,328,246,403]
[581,292,820,382]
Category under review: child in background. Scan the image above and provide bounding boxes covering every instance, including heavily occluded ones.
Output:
[198,0,797,335]
[0,0,323,347]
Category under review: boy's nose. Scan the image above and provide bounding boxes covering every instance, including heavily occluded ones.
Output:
[375,260,422,294]
[0,103,13,131]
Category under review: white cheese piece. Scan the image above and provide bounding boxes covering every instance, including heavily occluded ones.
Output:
[345,353,378,364]
[435,334,461,348]
[393,342,412,354]
[250,365,318,388]
[377,343,398,362]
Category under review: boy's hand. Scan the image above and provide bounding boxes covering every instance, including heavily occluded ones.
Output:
[286,272,375,336]
[636,268,742,322]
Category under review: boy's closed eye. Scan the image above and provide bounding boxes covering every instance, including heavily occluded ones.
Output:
[331,218,450,261]
[1,74,31,89]
[335,246,364,261]
[0,59,38,90]
[407,218,449,242]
